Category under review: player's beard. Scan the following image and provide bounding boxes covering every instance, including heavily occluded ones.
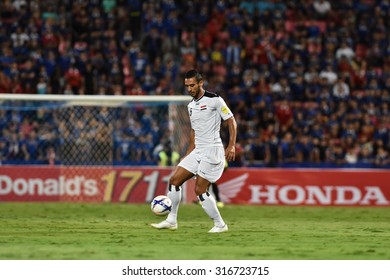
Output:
[193,86,202,100]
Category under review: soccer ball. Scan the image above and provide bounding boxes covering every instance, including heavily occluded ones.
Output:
[151,195,172,216]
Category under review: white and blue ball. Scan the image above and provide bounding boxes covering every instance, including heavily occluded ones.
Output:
[151,195,172,216]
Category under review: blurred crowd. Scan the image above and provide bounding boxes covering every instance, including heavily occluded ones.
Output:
[0,0,389,168]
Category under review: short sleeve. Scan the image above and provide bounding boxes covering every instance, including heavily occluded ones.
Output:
[216,96,234,121]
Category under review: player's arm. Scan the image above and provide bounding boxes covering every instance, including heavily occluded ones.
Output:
[224,116,237,162]
[183,128,195,157]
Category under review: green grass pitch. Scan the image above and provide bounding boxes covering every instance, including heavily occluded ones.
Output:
[0,202,389,260]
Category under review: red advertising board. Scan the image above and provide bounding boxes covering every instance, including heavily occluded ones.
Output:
[0,166,389,206]
[216,168,390,206]
[0,166,173,203]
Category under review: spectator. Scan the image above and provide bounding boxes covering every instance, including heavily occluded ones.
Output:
[375,146,390,167]
[0,72,11,93]
[0,138,8,162]
[64,63,83,94]
[336,41,355,62]
[332,77,350,101]
[278,132,297,163]
[313,0,331,18]
[319,64,338,85]
[158,141,180,167]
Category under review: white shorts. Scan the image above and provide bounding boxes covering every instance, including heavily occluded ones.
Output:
[178,146,225,183]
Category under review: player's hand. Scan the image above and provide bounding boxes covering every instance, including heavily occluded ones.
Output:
[225,145,236,162]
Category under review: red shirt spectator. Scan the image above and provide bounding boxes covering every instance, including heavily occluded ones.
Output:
[275,100,294,128]
[41,30,60,50]
[253,38,274,65]
[65,66,83,91]
[0,72,11,93]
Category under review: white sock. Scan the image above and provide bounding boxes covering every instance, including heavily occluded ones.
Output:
[166,185,181,224]
[199,192,225,227]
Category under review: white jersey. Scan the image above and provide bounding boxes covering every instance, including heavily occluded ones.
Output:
[188,91,233,148]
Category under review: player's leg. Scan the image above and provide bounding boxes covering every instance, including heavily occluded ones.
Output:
[151,153,197,230]
[195,176,227,233]
[197,147,227,232]
[211,183,219,201]
[166,166,194,223]
[211,182,224,208]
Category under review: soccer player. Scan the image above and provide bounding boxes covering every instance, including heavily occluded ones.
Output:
[151,69,237,233]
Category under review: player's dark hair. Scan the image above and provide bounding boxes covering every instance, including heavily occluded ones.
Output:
[185,69,203,82]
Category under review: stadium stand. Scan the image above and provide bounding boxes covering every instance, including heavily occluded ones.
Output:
[0,0,389,168]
